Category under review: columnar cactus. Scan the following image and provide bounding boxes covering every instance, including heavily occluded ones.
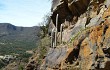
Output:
[51,28,55,48]
[60,24,63,44]
[55,14,58,47]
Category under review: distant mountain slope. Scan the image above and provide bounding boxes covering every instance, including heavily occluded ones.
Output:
[0,23,40,41]
[0,23,41,55]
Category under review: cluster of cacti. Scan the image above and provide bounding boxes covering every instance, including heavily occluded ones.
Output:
[51,14,58,48]
[51,14,63,48]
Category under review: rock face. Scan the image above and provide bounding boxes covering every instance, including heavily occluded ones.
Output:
[26,0,110,70]
[40,47,68,69]
[50,0,91,31]
[68,0,90,16]
[51,0,73,31]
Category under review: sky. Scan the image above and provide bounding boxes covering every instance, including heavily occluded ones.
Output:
[0,0,51,27]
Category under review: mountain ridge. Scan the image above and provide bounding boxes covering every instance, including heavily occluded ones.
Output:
[0,23,40,41]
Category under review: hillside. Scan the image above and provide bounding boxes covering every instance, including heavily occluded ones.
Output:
[26,0,110,70]
[0,23,40,55]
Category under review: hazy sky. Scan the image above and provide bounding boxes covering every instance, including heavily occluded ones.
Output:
[0,0,51,27]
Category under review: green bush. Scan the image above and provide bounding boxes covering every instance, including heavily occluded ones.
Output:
[36,36,51,64]
[18,64,24,70]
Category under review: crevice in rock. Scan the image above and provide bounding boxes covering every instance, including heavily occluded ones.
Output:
[65,31,89,64]
[101,25,110,58]
[103,48,110,58]
[65,48,80,64]
[103,25,108,36]
[85,17,91,27]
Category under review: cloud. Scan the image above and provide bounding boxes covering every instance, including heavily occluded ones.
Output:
[0,0,51,27]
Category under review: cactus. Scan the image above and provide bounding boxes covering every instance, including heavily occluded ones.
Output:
[51,28,55,48]
[51,29,52,48]
[60,24,63,44]
[51,14,58,48]
[55,14,58,47]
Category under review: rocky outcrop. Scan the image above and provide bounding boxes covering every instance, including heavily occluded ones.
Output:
[43,0,110,69]
[40,47,68,70]
[68,0,90,16]
[26,0,110,70]
[50,0,91,31]
[51,0,73,31]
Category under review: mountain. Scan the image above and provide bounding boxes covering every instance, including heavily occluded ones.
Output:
[0,23,41,55]
[0,23,40,41]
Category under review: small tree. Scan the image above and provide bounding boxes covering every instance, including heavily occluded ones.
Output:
[39,13,51,38]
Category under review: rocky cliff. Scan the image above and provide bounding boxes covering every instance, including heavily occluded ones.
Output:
[26,0,110,70]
